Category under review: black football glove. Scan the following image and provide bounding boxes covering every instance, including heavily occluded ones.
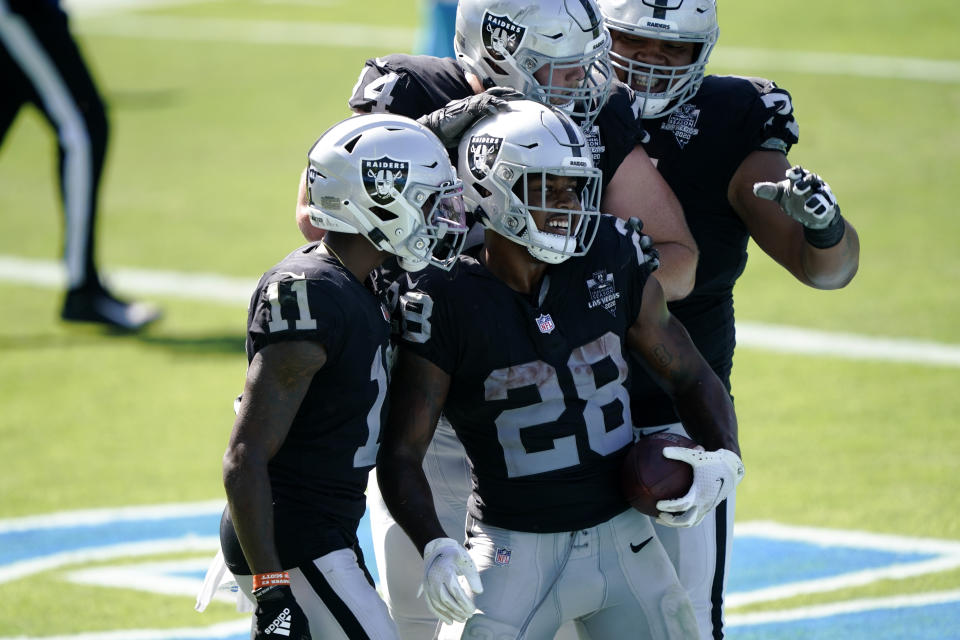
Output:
[253,585,311,640]
[625,217,660,272]
[417,87,524,148]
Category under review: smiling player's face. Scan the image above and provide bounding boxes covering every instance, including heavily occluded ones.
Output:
[518,173,581,235]
[609,32,697,92]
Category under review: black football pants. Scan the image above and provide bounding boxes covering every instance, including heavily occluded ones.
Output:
[0,0,108,290]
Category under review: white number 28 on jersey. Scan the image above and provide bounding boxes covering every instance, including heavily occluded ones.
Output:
[485,331,634,477]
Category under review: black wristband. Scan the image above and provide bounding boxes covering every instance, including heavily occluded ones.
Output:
[803,210,846,249]
[252,583,290,602]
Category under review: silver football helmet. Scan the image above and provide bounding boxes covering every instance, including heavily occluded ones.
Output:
[457,100,602,264]
[306,114,467,272]
[454,0,614,128]
[598,0,718,118]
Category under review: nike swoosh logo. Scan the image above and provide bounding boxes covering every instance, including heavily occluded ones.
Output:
[277,271,305,279]
[630,536,654,553]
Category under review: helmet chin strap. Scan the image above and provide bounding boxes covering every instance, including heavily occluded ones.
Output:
[522,211,577,264]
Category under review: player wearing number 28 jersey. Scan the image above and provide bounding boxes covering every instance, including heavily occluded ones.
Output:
[378,102,743,639]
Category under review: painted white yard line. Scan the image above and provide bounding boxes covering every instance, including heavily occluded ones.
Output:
[63,0,227,15]
[0,256,254,305]
[735,521,960,556]
[73,14,418,50]
[727,555,960,608]
[728,521,960,608]
[0,537,220,585]
[4,255,959,368]
[727,589,960,627]
[735,322,960,368]
[63,11,960,83]
[711,47,960,84]
[0,499,226,533]
[66,558,237,603]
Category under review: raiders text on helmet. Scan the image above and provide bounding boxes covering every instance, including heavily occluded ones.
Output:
[306,114,468,272]
[597,0,718,118]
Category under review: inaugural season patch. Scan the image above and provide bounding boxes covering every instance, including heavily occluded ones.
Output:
[661,103,701,149]
[467,134,503,181]
[586,269,620,316]
[583,125,605,165]
[362,157,408,205]
[482,11,526,61]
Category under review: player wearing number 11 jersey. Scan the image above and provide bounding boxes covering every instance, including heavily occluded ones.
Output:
[216,113,467,640]
[377,101,743,639]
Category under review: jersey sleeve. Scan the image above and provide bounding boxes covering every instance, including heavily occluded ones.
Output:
[347,56,441,119]
[593,82,647,181]
[396,274,459,374]
[743,76,800,154]
[247,276,341,358]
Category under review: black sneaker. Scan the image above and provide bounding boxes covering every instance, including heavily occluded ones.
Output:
[61,285,162,331]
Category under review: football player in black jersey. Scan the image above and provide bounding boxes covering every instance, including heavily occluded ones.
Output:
[597,1,861,638]
[377,100,744,639]
[217,114,467,640]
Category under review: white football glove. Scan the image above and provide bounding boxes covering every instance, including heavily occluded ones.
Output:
[753,165,838,229]
[419,537,483,625]
[656,448,745,528]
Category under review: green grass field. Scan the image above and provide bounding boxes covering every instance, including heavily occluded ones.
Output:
[0,0,958,637]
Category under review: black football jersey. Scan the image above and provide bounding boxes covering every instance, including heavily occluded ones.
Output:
[631,75,800,427]
[225,242,393,570]
[397,217,657,532]
[347,54,645,189]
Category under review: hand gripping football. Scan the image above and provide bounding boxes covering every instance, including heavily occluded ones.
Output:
[620,433,697,517]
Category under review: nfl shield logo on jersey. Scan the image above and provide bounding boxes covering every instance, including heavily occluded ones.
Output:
[495,547,512,566]
[467,135,503,180]
[482,11,526,61]
[535,313,555,334]
[362,157,409,205]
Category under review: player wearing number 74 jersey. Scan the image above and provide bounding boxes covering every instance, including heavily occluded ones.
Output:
[378,101,743,639]
[216,113,467,639]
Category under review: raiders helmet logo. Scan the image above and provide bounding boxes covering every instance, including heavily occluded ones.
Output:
[482,12,526,61]
[467,135,503,181]
[362,157,408,205]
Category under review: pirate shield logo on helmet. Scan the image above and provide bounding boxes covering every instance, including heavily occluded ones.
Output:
[467,134,503,181]
[362,157,409,205]
[482,11,526,61]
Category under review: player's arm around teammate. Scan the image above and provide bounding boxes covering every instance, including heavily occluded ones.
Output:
[603,139,697,300]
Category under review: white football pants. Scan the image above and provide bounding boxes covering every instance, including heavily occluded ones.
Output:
[367,418,470,638]
[367,418,716,639]
[441,508,698,639]
[233,547,400,640]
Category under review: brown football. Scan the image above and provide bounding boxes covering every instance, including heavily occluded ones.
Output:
[620,432,697,517]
